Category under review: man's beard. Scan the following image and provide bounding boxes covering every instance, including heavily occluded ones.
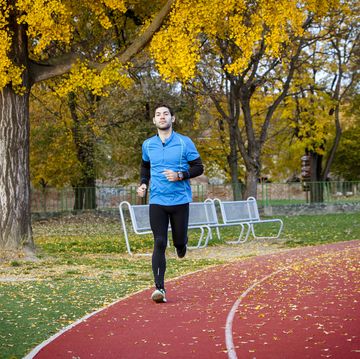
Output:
[157,123,172,130]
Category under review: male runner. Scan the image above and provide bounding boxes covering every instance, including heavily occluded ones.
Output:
[137,104,203,303]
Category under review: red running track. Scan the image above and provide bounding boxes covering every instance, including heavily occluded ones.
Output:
[26,240,360,359]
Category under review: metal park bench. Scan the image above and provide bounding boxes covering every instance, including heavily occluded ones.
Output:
[119,197,283,255]
[119,201,220,255]
[211,197,284,244]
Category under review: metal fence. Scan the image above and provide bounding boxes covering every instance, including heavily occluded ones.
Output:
[257,181,360,206]
[30,181,360,214]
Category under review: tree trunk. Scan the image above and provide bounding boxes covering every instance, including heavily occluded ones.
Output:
[0,14,34,252]
[322,103,342,180]
[226,80,243,200]
[309,151,324,203]
[244,168,258,199]
[73,179,97,210]
[0,87,34,251]
[237,91,260,199]
[84,179,96,209]
[68,92,97,210]
[73,187,85,211]
[227,122,242,200]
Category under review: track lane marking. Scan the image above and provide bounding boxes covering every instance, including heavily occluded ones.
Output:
[225,245,360,359]
[225,267,286,359]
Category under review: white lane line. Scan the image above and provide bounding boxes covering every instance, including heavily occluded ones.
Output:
[225,267,287,359]
[25,243,358,359]
[225,245,360,359]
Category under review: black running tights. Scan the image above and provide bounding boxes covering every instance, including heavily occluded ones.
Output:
[149,203,189,290]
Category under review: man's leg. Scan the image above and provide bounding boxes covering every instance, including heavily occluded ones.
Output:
[169,203,189,258]
[149,204,169,290]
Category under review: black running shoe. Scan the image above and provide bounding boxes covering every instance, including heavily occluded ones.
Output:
[176,245,187,258]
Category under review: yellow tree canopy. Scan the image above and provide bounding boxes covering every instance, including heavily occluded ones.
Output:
[150,0,339,83]
[0,0,175,91]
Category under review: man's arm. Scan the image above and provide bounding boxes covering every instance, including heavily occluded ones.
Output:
[183,157,204,179]
[137,159,150,197]
[163,157,203,182]
[140,159,150,185]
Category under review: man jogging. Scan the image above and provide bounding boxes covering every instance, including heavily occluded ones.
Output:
[137,104,204,303]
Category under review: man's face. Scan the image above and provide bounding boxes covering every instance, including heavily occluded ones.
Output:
[153,107,174,130]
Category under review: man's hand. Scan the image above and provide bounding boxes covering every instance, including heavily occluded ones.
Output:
[163,169,178,182]
[137,183,147,197]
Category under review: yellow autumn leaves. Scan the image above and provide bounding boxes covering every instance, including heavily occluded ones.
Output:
[0,0,342,92]
[0,0,128,91]
[149,0,339,83]
[55,60,133,97]
[0,1,23,89]
[17,0,72,55]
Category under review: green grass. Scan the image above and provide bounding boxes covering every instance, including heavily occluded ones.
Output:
[281,212,360,246]
[260,198,360,206]
[0,279,134,358]
[0,212,359,358]
[204,212,360,248]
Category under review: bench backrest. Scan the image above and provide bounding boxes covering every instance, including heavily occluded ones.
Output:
[217,197,260,223]
[188,201,218,227]
[125,201,218,232]
[128,204,151,232]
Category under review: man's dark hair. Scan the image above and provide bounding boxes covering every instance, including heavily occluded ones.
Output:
[154,104,174,116]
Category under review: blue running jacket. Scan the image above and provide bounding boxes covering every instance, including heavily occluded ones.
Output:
[142,131,201,205]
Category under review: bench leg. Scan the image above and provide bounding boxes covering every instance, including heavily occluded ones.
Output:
[198,226,211,248]
[187,227,211,249]
[119,202,133,255]
[226,224,250,244]
[250,220,284,239]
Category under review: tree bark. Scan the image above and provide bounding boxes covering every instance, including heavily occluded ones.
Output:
[227,122,242,200]
[0,9,34,252]
[0,87,33,251]
[244,169,259,199]
[322,105,342,180]
[237,89,261,199]
[309,151,324,203]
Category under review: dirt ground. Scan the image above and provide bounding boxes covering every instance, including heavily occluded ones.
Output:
[185,239,289,260]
